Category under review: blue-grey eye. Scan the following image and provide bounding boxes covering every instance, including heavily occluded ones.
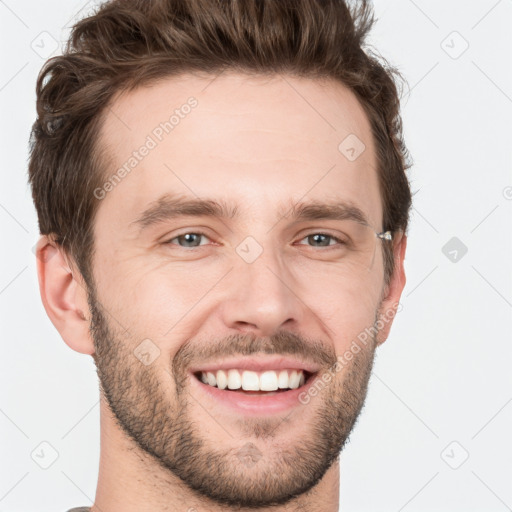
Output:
[298,233,343,247]
[166,232,209,248]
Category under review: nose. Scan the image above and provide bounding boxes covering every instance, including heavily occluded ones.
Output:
[219,246,305,337]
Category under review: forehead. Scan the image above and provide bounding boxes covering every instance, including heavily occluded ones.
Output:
[96,71,382,233]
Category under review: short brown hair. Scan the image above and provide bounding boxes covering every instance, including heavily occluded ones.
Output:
[28,0,412,288]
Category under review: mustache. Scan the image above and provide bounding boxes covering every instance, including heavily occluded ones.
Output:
[173,330,337,377]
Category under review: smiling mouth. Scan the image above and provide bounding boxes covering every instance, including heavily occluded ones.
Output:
[192,369,316,395]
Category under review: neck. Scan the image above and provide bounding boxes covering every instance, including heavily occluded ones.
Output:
[91,398,340,512]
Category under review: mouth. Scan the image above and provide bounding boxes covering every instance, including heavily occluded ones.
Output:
[192,369,316,394]
[189,368,319,415]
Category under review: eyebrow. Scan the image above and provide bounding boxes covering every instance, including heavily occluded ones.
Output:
[129,193,371,233]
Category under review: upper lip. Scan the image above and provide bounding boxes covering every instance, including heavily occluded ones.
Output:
[188,356,321,374]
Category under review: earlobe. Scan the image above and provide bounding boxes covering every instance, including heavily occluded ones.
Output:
[375,232,407,346]
[35,235,95,355]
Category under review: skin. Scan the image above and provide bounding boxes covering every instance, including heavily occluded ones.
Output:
[36,72,407,512]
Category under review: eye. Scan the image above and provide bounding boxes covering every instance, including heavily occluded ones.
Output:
[164,231,347,250]
[164,232,211,248]
[295,233,346,248]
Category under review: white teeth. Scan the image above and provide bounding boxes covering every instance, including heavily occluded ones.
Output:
[260,371,278,391]
[216,369,228,390]
[289,370,300,389]
[206,371,216,387]
[198,369,307,391]
[241,371,260,391]
[278,369,289,389]
[227,369,242,390]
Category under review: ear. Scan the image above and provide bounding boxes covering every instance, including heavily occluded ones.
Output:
[375,231,407,346]
[35,235,95,355]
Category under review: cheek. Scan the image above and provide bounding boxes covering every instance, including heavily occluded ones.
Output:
[104,257,228,340]
[298,265,382,345]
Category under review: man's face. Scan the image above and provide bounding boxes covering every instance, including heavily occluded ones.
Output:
[88,72,395,508]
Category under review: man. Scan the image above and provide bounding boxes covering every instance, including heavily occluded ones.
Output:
[29,0,411,510]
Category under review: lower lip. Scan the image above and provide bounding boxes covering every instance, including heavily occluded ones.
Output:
[188,372,319,416]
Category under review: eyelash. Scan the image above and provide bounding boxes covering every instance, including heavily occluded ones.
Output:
[163,231,347,250]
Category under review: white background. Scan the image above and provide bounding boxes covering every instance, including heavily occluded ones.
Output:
[1,1,511,511]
